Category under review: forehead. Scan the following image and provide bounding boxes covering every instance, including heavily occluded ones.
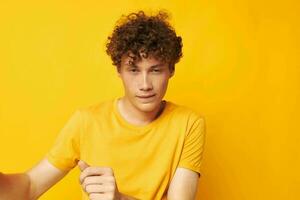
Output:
[121,53,166,67]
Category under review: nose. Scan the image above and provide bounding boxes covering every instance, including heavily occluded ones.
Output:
[139,72,153,91]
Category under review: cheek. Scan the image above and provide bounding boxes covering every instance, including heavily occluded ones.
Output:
[122,76,136,91]
[154,78,169,91]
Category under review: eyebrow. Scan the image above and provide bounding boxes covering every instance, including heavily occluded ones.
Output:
[126,63,164,68]
[150,64,164,68]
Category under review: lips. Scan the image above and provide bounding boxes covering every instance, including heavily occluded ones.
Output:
[136,94,156,98]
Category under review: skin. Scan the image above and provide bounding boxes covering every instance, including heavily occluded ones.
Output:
[116,53,200,200]
[78,160,136,200]
[0,52,200,200]
[116,52,174,126]
[77,53,175,200]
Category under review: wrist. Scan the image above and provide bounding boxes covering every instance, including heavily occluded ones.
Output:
[118,192,139,200]
[119,193,127,200]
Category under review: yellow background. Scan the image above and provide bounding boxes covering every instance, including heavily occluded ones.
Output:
[0,0,299,199]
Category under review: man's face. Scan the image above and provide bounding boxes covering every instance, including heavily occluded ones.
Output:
[117,53,174,113]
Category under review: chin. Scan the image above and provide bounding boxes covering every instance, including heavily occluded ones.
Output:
[134,100,159,113]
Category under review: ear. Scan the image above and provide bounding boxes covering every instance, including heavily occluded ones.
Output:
[168,63,175,78]
[169,67,175,78]
[116,66,121,77]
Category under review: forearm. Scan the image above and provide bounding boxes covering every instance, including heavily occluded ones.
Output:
[0,172,32,200]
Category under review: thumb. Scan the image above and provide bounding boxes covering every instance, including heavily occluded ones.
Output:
[78,160,90,171]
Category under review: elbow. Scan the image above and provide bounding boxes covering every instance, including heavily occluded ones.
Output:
[0,172,32,200]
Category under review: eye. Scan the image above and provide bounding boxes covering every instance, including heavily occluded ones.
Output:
[151,68,161,73]
[129,68,138,73]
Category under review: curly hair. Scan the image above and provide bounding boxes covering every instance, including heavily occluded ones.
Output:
[106,10,183,72]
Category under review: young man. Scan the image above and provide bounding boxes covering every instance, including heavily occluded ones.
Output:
[0,10,206,200]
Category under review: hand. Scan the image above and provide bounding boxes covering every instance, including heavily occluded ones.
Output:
[78,160,121,200]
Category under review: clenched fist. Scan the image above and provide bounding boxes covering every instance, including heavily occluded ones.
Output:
[78,160,121,200]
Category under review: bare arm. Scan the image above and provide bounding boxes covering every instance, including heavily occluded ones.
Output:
[0,158,68,200]
[0,172,31,200]
[167,167,200,200]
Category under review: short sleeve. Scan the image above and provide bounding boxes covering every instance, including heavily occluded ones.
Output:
[45,109,83,171]
[178,116,206,176]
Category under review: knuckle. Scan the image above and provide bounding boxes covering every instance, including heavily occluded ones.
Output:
[103,184,114,192]
[106,184,115,192]
[79,174,85,183]
[108,168,114,174]
[89,193,95,199]
[85,184,91,192]
[107,176,115,183]
[81,178,91,191]
[82,179,87,187]
[107,193,114,200]
[104,167,114,175]
[92,167,101,175]
[85,166,92,174]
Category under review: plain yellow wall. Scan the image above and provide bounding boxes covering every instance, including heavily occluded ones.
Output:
[0,0,299,199]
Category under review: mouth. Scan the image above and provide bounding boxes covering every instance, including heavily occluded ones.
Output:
[136,94,156,99]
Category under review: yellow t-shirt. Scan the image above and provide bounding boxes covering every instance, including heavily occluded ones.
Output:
[46,97,206,200]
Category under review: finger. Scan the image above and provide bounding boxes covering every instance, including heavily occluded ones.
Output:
[85,183,115,194]
[82,176,115,190]
[88,192,114,200]
[78,160,90,172]
[79,167,114,184]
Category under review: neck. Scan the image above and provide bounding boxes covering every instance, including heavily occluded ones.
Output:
[118,97,165,126]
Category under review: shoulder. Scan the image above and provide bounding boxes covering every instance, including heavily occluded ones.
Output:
[166,101,206,136]
[167,101,205,122]
[75,98,115,119]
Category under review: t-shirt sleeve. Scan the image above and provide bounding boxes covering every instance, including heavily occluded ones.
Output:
[45,109,83,171]
[178,115,206,176]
